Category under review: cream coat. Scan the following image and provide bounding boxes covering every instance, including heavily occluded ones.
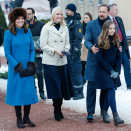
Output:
[40,23,70,66]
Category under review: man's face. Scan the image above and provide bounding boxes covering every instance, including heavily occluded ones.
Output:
[98,6,108,20]
[26,9,35,22]
[109,5,118,17]
[66,9,74,17]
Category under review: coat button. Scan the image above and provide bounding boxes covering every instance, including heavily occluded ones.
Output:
[61,41,63,42]
[51,52,52,53]
[55,41,57,42]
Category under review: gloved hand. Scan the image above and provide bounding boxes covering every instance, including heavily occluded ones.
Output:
[26,62,37,77]
[62,51,71,56]
[71,48,79,59]
[14,63,27,77]
[110,70,119,79]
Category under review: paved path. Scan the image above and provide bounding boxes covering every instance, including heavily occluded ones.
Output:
[0,91,131,131]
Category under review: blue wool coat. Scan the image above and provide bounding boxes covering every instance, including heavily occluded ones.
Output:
[4,28,38,106]
[84,19,101,82]
[94,42,122,89]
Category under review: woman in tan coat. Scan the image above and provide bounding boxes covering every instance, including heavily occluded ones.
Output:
[81,12,92,85]
[40,7,74,122]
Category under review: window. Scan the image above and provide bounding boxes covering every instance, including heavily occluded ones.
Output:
[98,0,104,5]
[88,0,93,5]
[79,0,84,3]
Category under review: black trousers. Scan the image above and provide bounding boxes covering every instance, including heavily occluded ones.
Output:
[35,58,44,93]
[86,81,106,114]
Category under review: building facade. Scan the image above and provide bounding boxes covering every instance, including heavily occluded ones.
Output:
[61,0,131,32]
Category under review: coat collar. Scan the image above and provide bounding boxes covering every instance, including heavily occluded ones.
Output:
[47,23,66,36]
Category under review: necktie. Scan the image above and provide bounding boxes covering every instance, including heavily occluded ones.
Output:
[113,18,123,42]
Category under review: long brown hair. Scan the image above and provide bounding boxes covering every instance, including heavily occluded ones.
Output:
[98,20,119,49]
[8,19,28,35]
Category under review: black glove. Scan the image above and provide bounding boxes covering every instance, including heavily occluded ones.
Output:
[26,62,37,77]
[110,70,119,79]
[14,63,27,77]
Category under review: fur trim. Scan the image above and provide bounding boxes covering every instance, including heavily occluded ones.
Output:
[14,63,23,72]
[8,8,27,24]
[27,62,37,69]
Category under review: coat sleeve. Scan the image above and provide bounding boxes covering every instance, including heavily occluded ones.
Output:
[72,21,83,50]
[96,44,113,74]
[84,22,93,50]
[4,31,18,68]
[29,29,35,62]
[64,27,70,50]
[40,25,55,55]
[115,49,122,73]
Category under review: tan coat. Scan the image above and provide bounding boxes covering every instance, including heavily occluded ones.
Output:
[81,39,88,61]
[40,23,70,66]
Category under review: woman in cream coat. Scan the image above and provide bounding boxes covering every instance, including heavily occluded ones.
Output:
[40,7,74,121]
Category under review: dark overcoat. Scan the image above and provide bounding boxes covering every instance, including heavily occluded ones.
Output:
[84,18,101,82]
[115,16,130,59]
[94,42,122,89]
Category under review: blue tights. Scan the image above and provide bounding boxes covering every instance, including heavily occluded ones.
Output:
[103,88,117,113]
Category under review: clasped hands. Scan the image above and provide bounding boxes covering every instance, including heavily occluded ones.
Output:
[55,48,70,58]
[14,62,37,77]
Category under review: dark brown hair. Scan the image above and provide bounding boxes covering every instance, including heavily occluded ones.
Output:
[99,4,109,12]
[8,20,28,35]
[82,12,92,24]
[98,20,119,49]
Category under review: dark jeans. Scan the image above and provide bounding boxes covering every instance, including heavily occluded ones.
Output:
[35,58,44,93]
[121,43,131,86]
[104,88,117,113]
[86,81,106,114]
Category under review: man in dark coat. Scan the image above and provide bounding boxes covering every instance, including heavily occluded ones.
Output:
[48,0,58,13]
[109,3,131,90]
[0,27,3,46]
[84,4,110,120]
[26,7,46,99]
[65,3,84,100]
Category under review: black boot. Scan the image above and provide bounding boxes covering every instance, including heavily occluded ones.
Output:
[23,105,35,127]
[14,106,25,128]
[53,99,61,121]
[102,111,110,123]
[59,99,64,119]
[113,112,124,126]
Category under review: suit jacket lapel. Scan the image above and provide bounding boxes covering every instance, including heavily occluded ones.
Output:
[115,17,124,33]
[94,19,101,34]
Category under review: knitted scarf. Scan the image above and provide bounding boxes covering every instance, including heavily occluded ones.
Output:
[26,16,37,30]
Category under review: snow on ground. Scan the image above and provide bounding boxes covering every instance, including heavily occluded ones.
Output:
[0,46,131,124]
[0,46,5,57]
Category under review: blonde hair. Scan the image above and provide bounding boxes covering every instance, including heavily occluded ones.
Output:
[49,7,66,26]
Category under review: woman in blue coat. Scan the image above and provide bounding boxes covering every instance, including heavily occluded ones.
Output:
[4,8,38,128]
[95,20,124,126]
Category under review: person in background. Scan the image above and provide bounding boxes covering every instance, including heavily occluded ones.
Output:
[4,8,38,128]
[40,7,74,121]
[81,12,92,85]
[95,20,124,126]
[48,0,58,13]
[109,3,131,90]
[65,3,84,100]
[26,7,46,99]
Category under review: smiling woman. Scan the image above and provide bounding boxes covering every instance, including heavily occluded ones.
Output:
[4,8,38,129]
